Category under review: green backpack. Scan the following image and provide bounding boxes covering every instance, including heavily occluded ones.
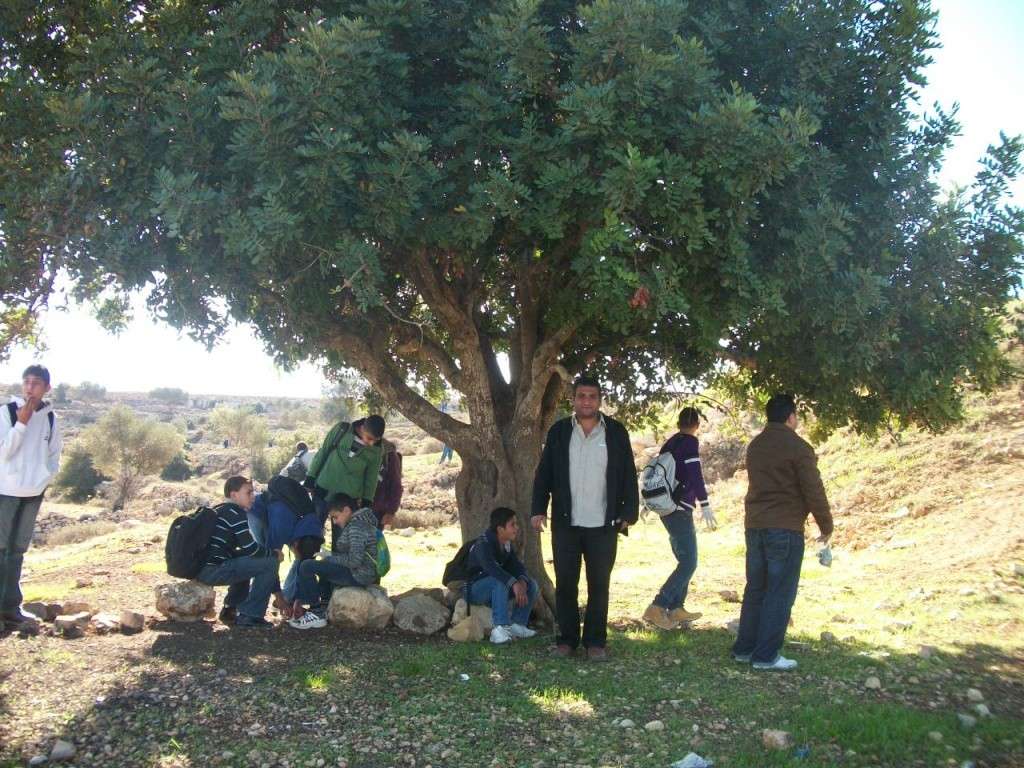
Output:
[371,528,391,578]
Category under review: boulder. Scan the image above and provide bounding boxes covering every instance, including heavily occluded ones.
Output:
[22,602,52,621]
[447,615,485,643]
[442,585,463,608]
[54,612,92,637]
[762,729,792,750]
[390,587,447,606]
[90,612,121,634]
[393,594,450,636]
[155,581,216,621]
[50,740,76,762]
[119,610,146,633]
[61,601,92,617]
[327,586,394,630]
[451,599,494,633]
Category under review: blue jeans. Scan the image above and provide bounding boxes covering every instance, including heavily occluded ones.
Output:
[469,576,539,627]
[0,494,43,615]
[296,558,361,606]
[733,528,805,663]
[439,445,454,463]
[197,556,279,620]
[653,509,697,610]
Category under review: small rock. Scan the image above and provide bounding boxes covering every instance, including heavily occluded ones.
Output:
[718,590,740,603]
[928,731,943,743]
[918,645,939,658]
[959,587,976,596]
[618,719,635,729]
[974,703,991,718]
[55,612,92,634]
[75,577,93,588]
[670,753,713,768]
[725,619,740,635]
[446,615,485,643]
[1013,563,1024,577]
[396,527,416,537]
[864,676,882,690]
[22,602,50,621]
[60,601,92,616]
[644,720,665,732]
[957,713,977,729]
[28,756,47,767]
[831,614,853,623]
[966,688,984,703]
[155,581,215,621]
[50,740,76,761]
[762,729,791,750]
[91,612,121,634]
[119,610,146,633]
[820,631,837,643]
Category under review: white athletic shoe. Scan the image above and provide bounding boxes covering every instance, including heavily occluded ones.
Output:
[752,654,798,671]
[506,623,537,639]
[288,611,327,630]
[490,625,514,644]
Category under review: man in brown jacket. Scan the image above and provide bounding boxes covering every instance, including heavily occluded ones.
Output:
[732,394,833,671]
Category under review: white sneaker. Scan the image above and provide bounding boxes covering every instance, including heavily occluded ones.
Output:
[506,623,537,639]
[490,625,513,644]
[288,611,327,630]
[752,654,798,670]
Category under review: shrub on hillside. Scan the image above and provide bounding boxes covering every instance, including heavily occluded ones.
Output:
[53,446,107,502]
[44,520,118,546]
[160,453,192,482]
[73,381,106,401]
[150,387,189,404]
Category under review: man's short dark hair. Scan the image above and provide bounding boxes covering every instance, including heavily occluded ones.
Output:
[326,493,356,512]
[295,441,308,455]
[224,475,252,497]
[766,394,797,424]
[678,406,702,429]
[22,365,50,386]
[489,506,518,531]
[364,414,386,438]
[572,376,602,396]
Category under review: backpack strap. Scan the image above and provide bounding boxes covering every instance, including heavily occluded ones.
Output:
[5,402,54,442]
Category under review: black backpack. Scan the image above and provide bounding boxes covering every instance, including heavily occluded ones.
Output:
[442,539,477,587]
[267,475,316,518]
[165,506,219,579]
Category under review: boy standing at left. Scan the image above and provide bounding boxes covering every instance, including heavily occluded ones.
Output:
[0,365,62,631]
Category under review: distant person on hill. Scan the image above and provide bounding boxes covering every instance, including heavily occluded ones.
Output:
[438,399,454,464]
[196,476,280,628]
[1,364,63,633]
[280,441,316,482]
[466,507,539,644]
[732,394,833,670]
[642,406,716,630]
[305,414,386,548]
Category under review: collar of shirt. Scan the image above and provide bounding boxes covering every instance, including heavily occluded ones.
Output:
[571,413,605,436]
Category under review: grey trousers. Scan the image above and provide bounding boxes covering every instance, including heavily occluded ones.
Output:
[0,494,44,614]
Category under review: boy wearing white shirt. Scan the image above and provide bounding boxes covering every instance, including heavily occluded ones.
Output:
[0,365,63,631]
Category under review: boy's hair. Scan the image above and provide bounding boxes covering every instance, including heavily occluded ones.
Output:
[766,394,797,424]
[223,475,252,497]
[678,406,702,429]
[326,493,357,512]
[489,506,518,531]
[572,375,601,396]
[22,364,51,386]
[364,414,386,438]
[295,441,309,455]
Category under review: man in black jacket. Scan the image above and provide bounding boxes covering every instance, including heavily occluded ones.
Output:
[531,376,639,660]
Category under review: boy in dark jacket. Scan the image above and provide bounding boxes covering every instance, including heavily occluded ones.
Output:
[467,507,539,644]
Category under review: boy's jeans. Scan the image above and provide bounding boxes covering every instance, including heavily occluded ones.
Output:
[468,576,539,626]
[0,494,43,615]
[652,508,697,610]
[197,556,279,620]
[297,558,361,606]
[732,528,804,663]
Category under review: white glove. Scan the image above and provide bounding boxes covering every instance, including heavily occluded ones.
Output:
[699,502,717,531]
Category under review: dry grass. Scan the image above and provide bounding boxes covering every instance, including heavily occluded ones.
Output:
[40,520,119,547]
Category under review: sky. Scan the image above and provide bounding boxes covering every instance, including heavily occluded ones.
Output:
[2,0,1022,397]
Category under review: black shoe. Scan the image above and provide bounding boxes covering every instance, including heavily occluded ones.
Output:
[2,610,40,634]
[218,606,237,625]
[235,614,274,628]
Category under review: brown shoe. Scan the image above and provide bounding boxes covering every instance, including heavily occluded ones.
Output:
[586,646,609,662]
[550,643,574,659]
[668,607,703,623]
[642,603,679,630]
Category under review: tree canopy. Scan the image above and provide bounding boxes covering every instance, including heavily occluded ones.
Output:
[2,1,1021,528]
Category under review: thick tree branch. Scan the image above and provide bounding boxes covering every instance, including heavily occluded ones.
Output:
[390,323,464,390]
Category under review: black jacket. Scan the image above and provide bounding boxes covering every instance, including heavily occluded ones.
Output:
[530,415,639,530]
[466,528,528,587]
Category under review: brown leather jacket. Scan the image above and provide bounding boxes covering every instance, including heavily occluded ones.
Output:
[744,423,833,537]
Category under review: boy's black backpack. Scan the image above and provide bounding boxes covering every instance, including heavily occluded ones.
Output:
[442,539,477,587]
[267,475,316,518]
[165,506,219,579]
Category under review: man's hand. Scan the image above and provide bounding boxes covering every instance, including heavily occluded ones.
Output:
[16,398,37,426]
[618,520,630,533]
[512,580,528,607]
[816,533,831,545]
[530,515,546,533]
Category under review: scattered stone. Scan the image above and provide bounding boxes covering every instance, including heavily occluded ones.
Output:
[831,614,854,623]
[959,587,976,596]
[820,631,837,643]
[966,688,984,703]
[1013,563,1024,577]
[618,719,635,729]
[50,740,76,761]
[395,527,416,537]
[119,610,146,633]
[885,620,914,632]
[725,619,740,635]
[864,677,882,690]
[390,587,447,606]
[60,601,92,617]
[22,602,51,621]
[762,729,791,750]
[928,731,943,743]
[327,586,394,630]
[670,753,713,768]
[957,713,978,729]
[891,506,911,519]
[90,612,121,634]
[644,720,665,732]
[74,577,93,588]
[974,703,991,718]
[447,615,485,643]
[55,612,92,634]
[918,645,939,659]
[393,594,450,636]
[450,599,494,633]
[28,756,47,767]
[718,590,740,603]
[155,581,215,621]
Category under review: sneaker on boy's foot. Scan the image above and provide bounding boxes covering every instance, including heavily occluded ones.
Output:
[218,606,237,625]
[642,603,678,630]
[507,623,537,639]
[731,652,752,663]
[490,625,514,644]
[668,606,703,623]
[288,611,328,630]
[752,655,798,671]
[235,614,274,629]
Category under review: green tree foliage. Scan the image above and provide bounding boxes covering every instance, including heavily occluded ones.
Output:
[73,382,106,402]
[53,445,107,502]
[150,387,190,405]
[209,405,270,470]
[82,405,182,509]
[1,2,1021,582]
[159,452,193,482]
[52,382,69,404]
